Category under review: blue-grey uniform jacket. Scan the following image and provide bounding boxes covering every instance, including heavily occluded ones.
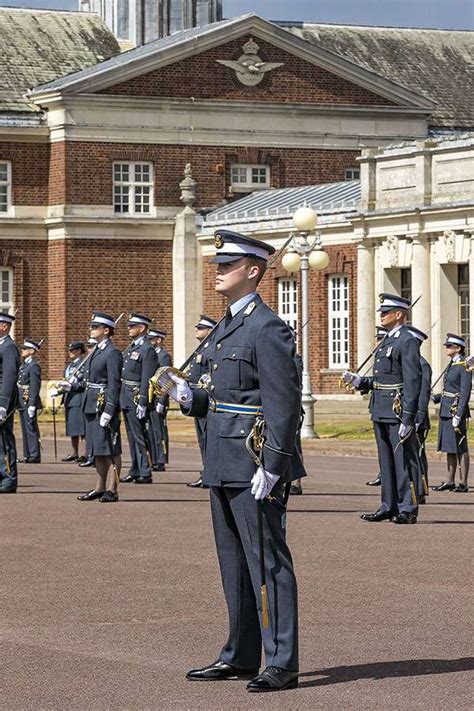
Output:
[415,356,432,430]
[433,358,472,419]
[120,338,158,411]
[0,335,20,411]
[82,342,122,417]
[184,295,305,486]
[155,347,172,408]
[359,325,422,426]
[17,358,41,410]
[63,357,86,409]
[188,338,212,386]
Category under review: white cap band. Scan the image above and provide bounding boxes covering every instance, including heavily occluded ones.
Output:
[91,315,116,328]
[217,242,270,261]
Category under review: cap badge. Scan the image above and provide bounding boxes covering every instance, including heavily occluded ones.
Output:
[379,295,384,303]
[215,234,224,249]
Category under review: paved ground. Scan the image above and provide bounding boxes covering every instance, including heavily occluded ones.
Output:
[1,439,473,710]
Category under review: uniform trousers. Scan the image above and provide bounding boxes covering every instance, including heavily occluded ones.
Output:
[149,410,168,466]
[195,417,206,462]
[374,421,419,516]
[0,415,17,486]
[123,409,152,477]
[210,484,298,672]
[19,410,41,460]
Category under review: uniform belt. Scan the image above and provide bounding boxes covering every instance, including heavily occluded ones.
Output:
[373,382,403,390]
[121,379,140,387]
[86,382,105,390]
[18,384,29,389]
[442,390,458,398]
[209,400,263,415]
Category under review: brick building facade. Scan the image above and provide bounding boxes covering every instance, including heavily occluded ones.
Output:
[1,8,472,393]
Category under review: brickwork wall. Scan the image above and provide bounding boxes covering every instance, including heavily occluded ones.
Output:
[0,143,49,205]
[62,141,359,208]
[100,35,396,107]
[48,142,66,205]
[202,243,357,395]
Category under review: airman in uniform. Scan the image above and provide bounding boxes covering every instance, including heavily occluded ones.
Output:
[186,314,217,488]
[365,326,388,487]
[119,314,157,484]
[78,337,98,468]
[344,293,422,524]
[59,341,87,463]
[78,312,122,503]
[157,230,305,692]
[17,339,42,464]
[431,333,471,493]
[0,313,20,493]
[407,325,432,503]
[148,328,171,473]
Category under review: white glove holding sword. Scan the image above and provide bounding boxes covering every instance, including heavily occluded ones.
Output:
[155,371,193,408]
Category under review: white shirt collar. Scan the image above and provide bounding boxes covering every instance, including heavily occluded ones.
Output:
[97,339,109,350]
[25,356,33,364]
[388,324,403,337]
[453,354,463,363]
[133,336,145,347]
[229,291,258,317]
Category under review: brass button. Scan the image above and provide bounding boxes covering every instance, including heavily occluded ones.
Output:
[376,359,380,362]
[210,385,215,391]
[213,364,218,370]
[240,429,245,435]
[375,369,379,374]
[217,343,222,350]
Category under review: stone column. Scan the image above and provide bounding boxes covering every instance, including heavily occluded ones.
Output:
[172,165,202,366]
[356,240,375,366]
[468,232,474,353]
[411,234,431,360]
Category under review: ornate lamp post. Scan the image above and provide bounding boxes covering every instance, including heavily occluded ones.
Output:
[282,206,329,439]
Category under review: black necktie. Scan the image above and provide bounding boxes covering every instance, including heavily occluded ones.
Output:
[224,307,233,327]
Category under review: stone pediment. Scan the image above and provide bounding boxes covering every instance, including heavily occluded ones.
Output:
[29,14,434,113]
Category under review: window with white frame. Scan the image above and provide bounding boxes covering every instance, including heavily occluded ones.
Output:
[328,275,349,368]
[278,278,298,332]
[230,164,270,192]
[0,268,13,315]
[344,167,360,181]
[0,162,11,214]
[113,162,153,215]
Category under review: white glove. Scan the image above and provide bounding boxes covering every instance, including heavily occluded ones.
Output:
[342,370,361,388]
[0,406,7,422]
[398,423,412,438]
[250,466,280,501]
[452,415,461,429]
[99,412,111,428]
[58,381,72,392]
[155,402,165,415]
[27,406,36,419]
[157,372,193,407]
[136,404,147,420]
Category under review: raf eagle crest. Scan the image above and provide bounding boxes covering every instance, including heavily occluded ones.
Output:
[216,38,284,86]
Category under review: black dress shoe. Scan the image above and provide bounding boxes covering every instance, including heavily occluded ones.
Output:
[366,476,381,486]
[391,511,417,524]
[25,458,41,464]
[16,458,26,463]
[153,464,166,472]
[360,509,391,522]
[77,490,105,501]
[289,484,302,495]
[431,482,455,491]
[453,483,469,493]
[187,476,203,488]
[135,476,153,484]
[0,485,17,493]
[62,454,78,462]
[78,458,95,468]
[119,474,136,483]
[186,659,259,681]
[247,666,299,692]
[99,490,119,502]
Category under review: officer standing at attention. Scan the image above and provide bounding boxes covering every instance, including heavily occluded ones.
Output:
[148,327,171,473]
[365,326,388,487]
[59,341,87,463]
[17,339,42,464]
[78,338,98,468]
[186,314,217,488]
[119,314,157,484]
[407,325,432,503]
[157,230,305,692]
[431,333,471,493]
[78,312,122,503]
[0,313,20,493]
[343,294,422,524]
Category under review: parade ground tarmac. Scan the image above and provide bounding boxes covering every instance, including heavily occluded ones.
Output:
[1,440,472,710]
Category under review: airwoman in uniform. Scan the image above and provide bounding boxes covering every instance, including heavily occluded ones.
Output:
[59,341,87,462]
[344,293,422,524]
[407,325,432,503]
[186,314,217,488]
[157,230,305,692]
[147,328,171,473]
[78,337,98,468]
[0,313,20,493]
[431,333,471,493]
[365,326,388,487]
[119,314,157,484]
[17,339,42,464]
[78,312,122,503]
